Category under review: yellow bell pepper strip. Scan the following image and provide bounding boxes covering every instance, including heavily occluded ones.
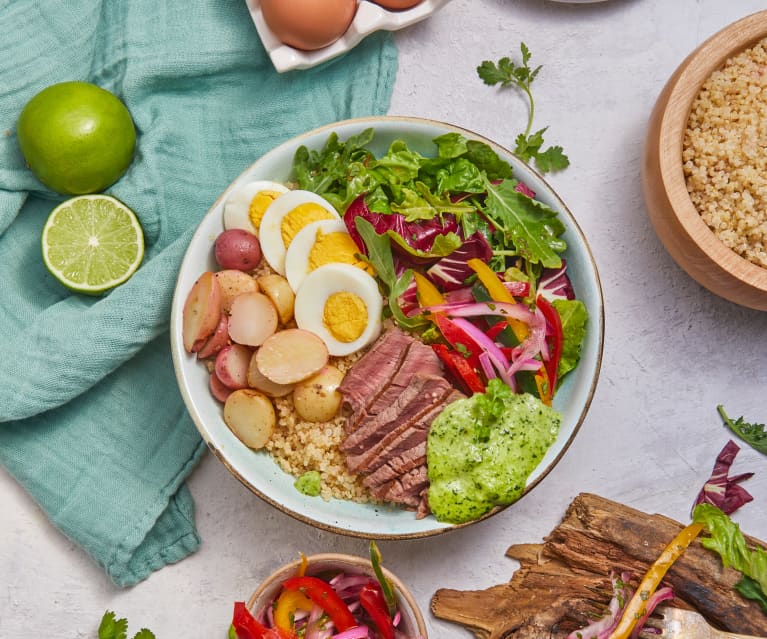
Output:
[273,590,314,634]
[467,258,528,343]
[606,522,704,639]
[413,271,445,308]
[281,575,356,632]
[534,365,552,407]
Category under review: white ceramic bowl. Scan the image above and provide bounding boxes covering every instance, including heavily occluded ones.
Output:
[246,553,428,637]
[245,0,453,72]
[170,116,604,539]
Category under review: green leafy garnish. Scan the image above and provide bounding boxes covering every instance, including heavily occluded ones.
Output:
[552,299,588,382]
[477,43,569,173]
[718,405,767,455]
[369,541,397,617]
[692,503,767,612]
[99,611,156,639]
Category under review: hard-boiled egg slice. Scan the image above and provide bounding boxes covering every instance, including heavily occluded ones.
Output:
[294,263,383,357]
[285,218,372,292]
[259,190,339,275]
[222,180,289,235]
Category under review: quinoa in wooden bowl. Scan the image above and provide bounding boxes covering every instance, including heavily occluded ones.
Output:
[643,10,767,310]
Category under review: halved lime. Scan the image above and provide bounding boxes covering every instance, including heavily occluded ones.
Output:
[41,194,145,295]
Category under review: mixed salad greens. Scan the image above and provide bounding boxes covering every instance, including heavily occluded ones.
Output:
[293,127,588,404]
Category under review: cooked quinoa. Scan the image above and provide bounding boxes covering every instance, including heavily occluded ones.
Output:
[265,351,372,503]
[682,37,767,269]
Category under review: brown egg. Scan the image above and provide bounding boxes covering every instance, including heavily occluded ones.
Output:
[372,0,423,9]
[260,0,358,51]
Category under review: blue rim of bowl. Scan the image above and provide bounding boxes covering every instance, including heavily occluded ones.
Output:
[170,115,605,539]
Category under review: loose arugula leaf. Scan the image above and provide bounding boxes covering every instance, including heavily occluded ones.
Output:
[99,611,156,639]
[737,575,767,612]
[478,43,569,173]
[482,177,566,267]
[718,405,767,455]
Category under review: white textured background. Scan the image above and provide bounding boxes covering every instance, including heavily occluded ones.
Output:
[3,1,767,637]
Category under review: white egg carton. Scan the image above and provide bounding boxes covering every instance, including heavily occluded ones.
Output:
[245,0,453,73]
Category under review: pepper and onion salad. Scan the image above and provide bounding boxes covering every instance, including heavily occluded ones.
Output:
[292,128,588,404]
[230,546,425,639]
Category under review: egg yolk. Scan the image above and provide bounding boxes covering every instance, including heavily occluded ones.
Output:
[308,231,374,274]
[323,292,368,343]
[280,204,335,248]
[248,190,283,232]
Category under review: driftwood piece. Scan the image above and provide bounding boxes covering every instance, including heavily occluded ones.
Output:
[431,493,767,639]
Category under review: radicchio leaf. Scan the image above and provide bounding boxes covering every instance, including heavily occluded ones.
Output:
[692,439,754,516]
[344,194,460,259]
[538,259,575,301]
[425,232,493,290]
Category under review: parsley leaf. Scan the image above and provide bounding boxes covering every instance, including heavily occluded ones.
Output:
[718,405,767,455]
[478,43,570,173]
[98,611,156,639]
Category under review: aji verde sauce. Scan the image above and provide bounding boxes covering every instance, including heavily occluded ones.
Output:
[427,380,561,523]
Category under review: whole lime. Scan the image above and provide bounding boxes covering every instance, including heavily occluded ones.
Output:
[17,81,136,195]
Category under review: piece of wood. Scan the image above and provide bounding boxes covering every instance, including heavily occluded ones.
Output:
[431,493,767,639]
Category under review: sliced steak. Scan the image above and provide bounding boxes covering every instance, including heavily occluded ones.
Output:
[363,441,426,489]
[371,466,429,507]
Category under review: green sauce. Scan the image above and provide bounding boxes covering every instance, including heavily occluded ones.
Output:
[427,380,561,523]
[294,470,322,497]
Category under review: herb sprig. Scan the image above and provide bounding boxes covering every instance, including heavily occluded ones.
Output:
[718,405,767,455]
[477,43,569,173]
[99,611,156,639]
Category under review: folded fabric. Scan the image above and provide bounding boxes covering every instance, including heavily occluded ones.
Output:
[0,0,397,586]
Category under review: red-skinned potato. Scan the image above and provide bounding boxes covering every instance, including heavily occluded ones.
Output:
[214,343,252,390]
[223,389,276,449]
[228,292,279,347]
[210,372,233,403]
[183,271,222,352]
[214,229,262,271]
[373,0,422,9]
[256,328,328,385]
[215,269,259,312]
[196,312,230,359]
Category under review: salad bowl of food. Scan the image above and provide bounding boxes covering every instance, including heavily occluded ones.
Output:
[230,549,428,638]
[170,116,604,538]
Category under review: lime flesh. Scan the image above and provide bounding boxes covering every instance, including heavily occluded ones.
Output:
[41,195,144,294]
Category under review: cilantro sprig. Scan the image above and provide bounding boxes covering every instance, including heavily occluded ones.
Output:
[477,43,569,173]
[99,611,156,639]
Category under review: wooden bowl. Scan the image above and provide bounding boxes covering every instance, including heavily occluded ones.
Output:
[246,552,429,637]
[642,10,767,311]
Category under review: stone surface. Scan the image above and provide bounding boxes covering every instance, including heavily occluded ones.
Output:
[3,1,767,637]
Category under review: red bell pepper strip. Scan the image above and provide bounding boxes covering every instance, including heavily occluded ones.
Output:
[535,294,563,392]
[359,581,395,639]
[281,576,356,632]
[231,602,270,639]
[432,344,486,394]
[485,320,508,342]
[432,314,483,371]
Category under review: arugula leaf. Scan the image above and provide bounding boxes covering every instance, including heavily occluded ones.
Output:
[478,43,569,173]
[482,177,566,267]
[552,299,587,382]
[718,405,767,455]
[98,611,156,639]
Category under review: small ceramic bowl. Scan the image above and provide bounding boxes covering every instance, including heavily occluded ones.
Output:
[246,0,453,72]
[245,553,428,637]
[642,10,767,311]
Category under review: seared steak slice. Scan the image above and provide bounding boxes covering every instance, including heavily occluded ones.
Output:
[343,376,454,472]
[365,339,444,416]
[371,466,429,507]
[363,441,426,489]
[338,327,412,425]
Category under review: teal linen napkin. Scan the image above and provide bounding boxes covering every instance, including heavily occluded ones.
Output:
[0,0,397,586]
